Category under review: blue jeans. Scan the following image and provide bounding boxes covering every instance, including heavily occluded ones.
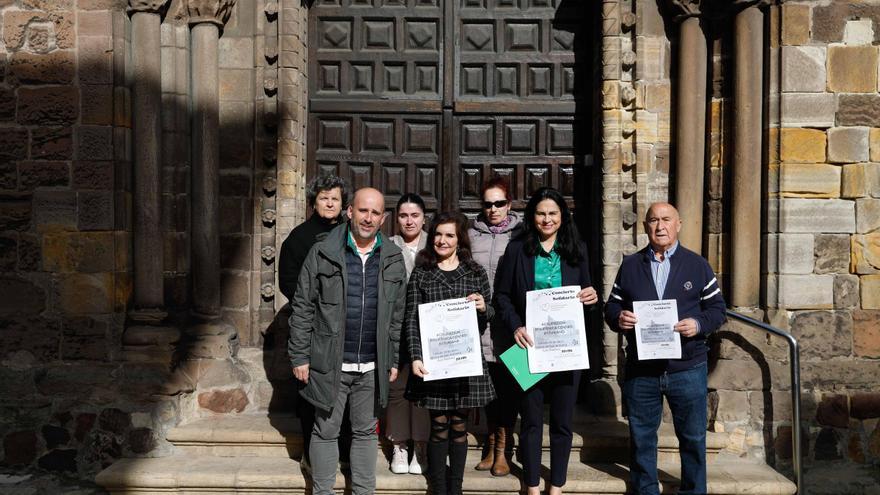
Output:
[623,362,707,495]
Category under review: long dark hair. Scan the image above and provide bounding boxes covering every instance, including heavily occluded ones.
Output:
[521,187,583,264]
[416,211,478,270]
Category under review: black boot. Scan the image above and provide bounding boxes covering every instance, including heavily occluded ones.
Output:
[448,442,468,495]
[427,440,448,495]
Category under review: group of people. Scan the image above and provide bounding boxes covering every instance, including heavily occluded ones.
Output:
[283,174,726,495]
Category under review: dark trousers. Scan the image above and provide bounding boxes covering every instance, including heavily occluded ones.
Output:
[624,362,708,495]
[519,369,581,488]
[485,362,520,430]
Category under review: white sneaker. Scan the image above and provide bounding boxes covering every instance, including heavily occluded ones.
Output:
[409,444,426,475]
[390,444,409,474]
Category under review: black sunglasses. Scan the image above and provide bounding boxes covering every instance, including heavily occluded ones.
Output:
[482,200,509,209]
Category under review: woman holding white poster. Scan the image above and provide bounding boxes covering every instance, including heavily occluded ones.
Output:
[404,211,496,495]
[495,188,599,495]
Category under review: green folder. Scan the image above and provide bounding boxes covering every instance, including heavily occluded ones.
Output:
[499,344,548,391]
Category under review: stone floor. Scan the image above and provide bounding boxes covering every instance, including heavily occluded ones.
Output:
[95,413,797,494]
[0,471,108,495]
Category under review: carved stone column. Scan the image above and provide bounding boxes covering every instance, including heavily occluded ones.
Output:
[669,1,708,253]
[129,0,169,324]
[730,2,766,307]
[187,0,235,321]
[123,0,180,363]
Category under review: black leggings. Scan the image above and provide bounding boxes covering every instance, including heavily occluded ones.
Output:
[429,409,468,444]
[427,409,469,495]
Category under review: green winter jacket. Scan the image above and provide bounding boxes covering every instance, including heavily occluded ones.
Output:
[287,223,407,412]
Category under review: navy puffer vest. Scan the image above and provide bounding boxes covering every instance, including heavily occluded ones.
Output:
[343,247,380,364]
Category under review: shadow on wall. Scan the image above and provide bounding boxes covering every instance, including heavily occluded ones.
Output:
[0,0,276,481]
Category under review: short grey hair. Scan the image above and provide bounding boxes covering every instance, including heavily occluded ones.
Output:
[306,174,348,208]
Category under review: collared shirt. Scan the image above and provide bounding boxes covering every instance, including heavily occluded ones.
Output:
[342,230,382,373]
[346,229,382,265]
[649,241,678,299]
[534,242,562,290]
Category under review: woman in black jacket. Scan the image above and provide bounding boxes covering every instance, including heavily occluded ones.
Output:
[405,211,496,495]
[494,188,599,495]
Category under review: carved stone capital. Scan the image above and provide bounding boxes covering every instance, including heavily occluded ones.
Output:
[668,0,773,20]
[128,0,170,15]
[187,0,236,27]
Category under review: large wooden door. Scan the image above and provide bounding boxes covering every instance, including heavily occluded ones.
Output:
[308,0,591,223]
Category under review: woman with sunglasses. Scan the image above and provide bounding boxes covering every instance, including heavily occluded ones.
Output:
[385,194,430,475]
[467,176,522,476]
[495,187,599,495]
[405,212,495,495]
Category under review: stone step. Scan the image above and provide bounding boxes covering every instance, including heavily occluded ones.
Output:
[96,451,796,494]
[166,413,728,463]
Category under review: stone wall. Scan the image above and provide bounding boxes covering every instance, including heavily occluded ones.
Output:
[0,0,182,476]
[705,1,880,473]
[0,0,275,477]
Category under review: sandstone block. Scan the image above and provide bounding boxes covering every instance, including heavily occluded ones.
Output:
[708,359,765,391]
[749,390,793,424]
[30,127,73,160]
[707,390,749,423]
[816,394,850,428]
[58,273,114,315]
[790,310,852,359]
[838,94,880,127]
[8,51,75,84]
[851,392,880,419]
[781,3,811,46]
[18,161,69,190]
[43,232,115,273]
[870,129,880,163]
[78,36,113,85]
[777,274,834,309]
[827,127,870,164]
[77,10,112,37]
[32,190,76,231]
[772,233,814,274]
[3,11,75,50]
[781,93,836,128]
[77,125,113,161]
[197,388,249,414]
[781,46,826,93]
[803,360,880,388]
[856,198,880,233]
[77,191,113,231]
[780,128,826,163]
[81,85,113,126]
[850,233,880,274]
[861,274,880,310]
[843,19,875,46]
[0,277,47,315]
[842,163,869,198]
[780,199,855,233]
[219,37,254,70]
[17,87,78,125]
[72,161,113,190]
[834,274,860,309]
[0,87,14,122]
[815,234,851,274]
[0,129,29,162]
[780,163,840,198]
[827,45,878,93]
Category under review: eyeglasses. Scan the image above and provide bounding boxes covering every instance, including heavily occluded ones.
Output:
[482,200,509,209]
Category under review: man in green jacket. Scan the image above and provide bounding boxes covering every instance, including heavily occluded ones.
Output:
[288,187,407,495]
